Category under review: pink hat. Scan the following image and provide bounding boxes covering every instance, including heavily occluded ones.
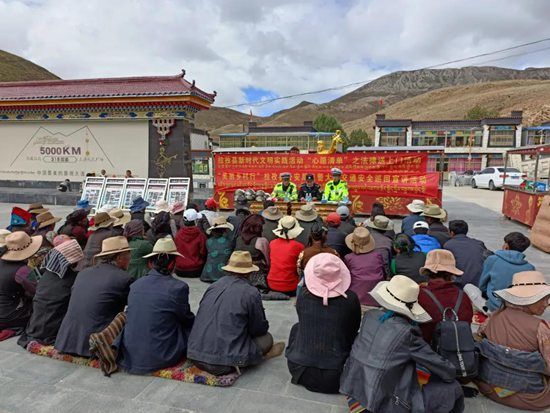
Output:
[304,253,351,306]
[171,201,185,214]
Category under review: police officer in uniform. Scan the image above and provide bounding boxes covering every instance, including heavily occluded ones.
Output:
[271,172,298,201]
[298,173,322,201]
[323,167,349,202]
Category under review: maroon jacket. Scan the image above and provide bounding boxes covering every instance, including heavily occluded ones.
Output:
[418,279,473,344]
[174,226,207,272]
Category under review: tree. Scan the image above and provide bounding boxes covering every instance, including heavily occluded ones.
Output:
[465,105,499,120]
[314,114,344,134]
[349,129,372,147]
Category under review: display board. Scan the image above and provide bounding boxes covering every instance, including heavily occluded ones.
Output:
[121,178,148,209]
[80,177,105,207]
[167,178,191,208]
[99,177,127,208]
[144,178,169,211]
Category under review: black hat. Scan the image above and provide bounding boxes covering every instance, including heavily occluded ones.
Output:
[306,173,314,180]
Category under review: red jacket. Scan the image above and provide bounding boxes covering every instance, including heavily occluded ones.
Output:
[418,279,473,344]
[267,238,304,293]
[175,226,207,272]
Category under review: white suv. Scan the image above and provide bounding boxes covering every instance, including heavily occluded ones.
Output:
[471,167,524,190]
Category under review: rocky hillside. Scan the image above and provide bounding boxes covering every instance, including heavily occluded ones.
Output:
[0,49,59,82]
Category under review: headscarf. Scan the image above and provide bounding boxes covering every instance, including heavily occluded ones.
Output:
[123,219,144,239]
[66,209,88,225]
[151,211,172,235]
[41,239,84,279]
[240,214,265,245]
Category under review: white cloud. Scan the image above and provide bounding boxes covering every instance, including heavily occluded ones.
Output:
[1,0,550,116]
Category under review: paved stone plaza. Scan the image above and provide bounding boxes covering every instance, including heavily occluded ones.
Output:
[0,189,548,412]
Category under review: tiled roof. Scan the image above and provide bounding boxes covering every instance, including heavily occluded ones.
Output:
[0,74,215,103]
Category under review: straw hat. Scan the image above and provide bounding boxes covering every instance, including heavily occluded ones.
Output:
[143,236,183,258]
[109,209,131,227]
[129,196,149,213]
[406,199,425,213]
[262,206,283,221]
[421,205,447,220]
[494,271,550,306]
[1,232,43,262]
[171,201,185,214]
[295,204,318,222]
[206,216,234,235]
[36,211,62,229]
[222,251,259,274]
[365,215,394,231]
[304,253,351,306]
[97,204,115,214]
[28,203,49,214]
[0,229,11,247]
[345,227,376,254]
[369,275,431,323]
[89,212,116,230]
[94,236,133,258]
[154,200,171,214]
[273,215,303,240]
[420,249,463,276]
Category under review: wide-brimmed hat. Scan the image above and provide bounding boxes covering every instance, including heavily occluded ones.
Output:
[97,204,115,214]
[1,232,43,262]
[109,209,131,227]
[222,251,259,274]
[304,253,351,306]
[345,227,376,254]
[76,199,92,212]
[494,271,550,306]
[0,229,11,247]
[154,200,171,214]
[295,204,318,222]
[89,212,116,230]
[421,205,447,220]
[129,196,149,213]
[143,236,183,258]
[273,215,303,240]
[206,216,234,234]
[171,201,185,214]
[9,207,31,229]
[365,215,394,231]
[420,249,463,276]
[407,199,425,213]
[262,206,283,221]
[36,211,62,229]
[369,275,431,323]
[28,203,49,214]
[94,236,133,259]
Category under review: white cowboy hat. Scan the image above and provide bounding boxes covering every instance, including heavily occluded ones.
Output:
[295,204,318,222]
[273,215,303,240]
[369,275,431,323]
[494,271,550,307]
[154,200,171,214]
[406,199,425,213]
[0,229,11,248]
[143,236,183,258]
[206,216,234,234]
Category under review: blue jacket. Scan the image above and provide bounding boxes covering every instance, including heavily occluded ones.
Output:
[444,234,487,287]
[412,234,441,254]
[479,250,535,311]
[401,214,425,237]
[115,270,195,374]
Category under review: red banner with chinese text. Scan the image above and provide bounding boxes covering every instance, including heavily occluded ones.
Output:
[214,152,441,215]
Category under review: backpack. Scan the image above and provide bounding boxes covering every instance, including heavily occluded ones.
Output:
[423,289,479,380]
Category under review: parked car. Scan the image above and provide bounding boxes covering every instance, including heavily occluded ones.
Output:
[471,167,525,190]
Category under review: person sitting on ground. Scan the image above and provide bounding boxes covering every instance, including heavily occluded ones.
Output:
[58,209,89,248]
[174,209,207,278]
[123,220,153,279]
[421,205,451,247]
[261,206,283,242]
[201,217,235,283]
[17,239,83,348]
[412,221,441,253]
[187,202,212,235]
[294,204,321,246]
[78,212,115,270]
[55,236,133,357]
[297,223,338,275]
[340,275,464,413]
[364,215,394,274]
[170,201,185,229]
[444,220,487,287]
[129,196,150,232]
[187,251,284,376]
[115,237,195,374]
[391,233,427,284]
[464,231,535,314]
[28,203,49,232]
[109,208,131,236]
[235,214,270,291]
[326,212,350,258]
[298,173,322,201]
[367,202,395,239]
[200,198,219,227]
[336,205,356,236]
[417,249,473,344]
[401,199,426,237]
[476,271,550,411]
[286,253,361,394]
[267,216,305,296]
[33,211,61,244]
[227,197,251,241]
[148,201,176,242]
[7,207,32,234]
[344,227,385,307]
[0,232,42,335]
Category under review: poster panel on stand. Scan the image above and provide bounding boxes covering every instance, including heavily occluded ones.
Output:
[121,178,148,209]
[144,178,169,211]
[80,177,105,207]
[99,177,127,209]
[167,178,191,209]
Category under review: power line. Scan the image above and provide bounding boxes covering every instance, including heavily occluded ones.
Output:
[465,45,550,66]
[222,36,550,109]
